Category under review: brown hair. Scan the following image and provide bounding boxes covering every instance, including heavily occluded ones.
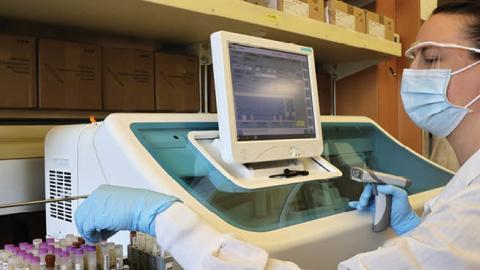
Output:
[433,1,480,59]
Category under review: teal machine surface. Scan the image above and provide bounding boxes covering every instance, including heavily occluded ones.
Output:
[131,120,453,232]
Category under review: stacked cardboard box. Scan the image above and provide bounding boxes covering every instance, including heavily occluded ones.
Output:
[278,0,324,21]
[0,35,36,108]
[38,39,102,110]
[103,48,155,111]
[155,53,200,113]
[326,1,394,40]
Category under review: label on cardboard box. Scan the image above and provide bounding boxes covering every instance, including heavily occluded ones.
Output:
[38,39,101,109]
[368,20,385,39]
[335,10,355,30]
[282,0,309,17]
[0,35,36,108]
[103,48,154,111]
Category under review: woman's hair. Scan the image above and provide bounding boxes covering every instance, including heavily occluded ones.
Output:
[433,1,480,59]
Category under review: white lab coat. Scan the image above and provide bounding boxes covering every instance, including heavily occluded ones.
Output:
[154,202,300,270]
[339,148,480,270]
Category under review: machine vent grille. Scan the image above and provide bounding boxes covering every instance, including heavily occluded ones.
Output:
[48,170,73,223]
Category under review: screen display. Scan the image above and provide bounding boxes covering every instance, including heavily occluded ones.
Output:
[229,43,316,141]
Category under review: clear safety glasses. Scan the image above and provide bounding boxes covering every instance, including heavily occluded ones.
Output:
[405,41,480,71]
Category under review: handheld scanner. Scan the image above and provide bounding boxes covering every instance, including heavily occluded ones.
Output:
[350,167,411,188]
[350,167,411,232]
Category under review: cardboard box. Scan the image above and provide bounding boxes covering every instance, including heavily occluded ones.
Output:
[309,0,324,21]
[366,11,385,39]
[278,0,324,21]
[103,48,154,111]
[155,53,200,112]
[380,15,395,41]
[350,5,366,33]
[38,39,101,109]
[0,35,36,108]
[326,0,355,31]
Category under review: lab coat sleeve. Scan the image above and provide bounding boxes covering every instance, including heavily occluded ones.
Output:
[154,202,300,270]
[338,182,480,270]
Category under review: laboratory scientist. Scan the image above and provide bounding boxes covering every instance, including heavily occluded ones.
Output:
[74,1,480,269]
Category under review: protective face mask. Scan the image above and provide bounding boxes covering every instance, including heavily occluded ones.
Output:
[401,42,480,137]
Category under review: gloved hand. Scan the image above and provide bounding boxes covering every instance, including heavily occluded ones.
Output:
[349,184,420,235]
[74,184,179,243]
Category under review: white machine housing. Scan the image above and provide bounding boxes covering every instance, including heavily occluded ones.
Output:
[44,113,446,270]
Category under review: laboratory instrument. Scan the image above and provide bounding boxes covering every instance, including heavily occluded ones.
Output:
[350,167,411,232]
[44,31,454,269]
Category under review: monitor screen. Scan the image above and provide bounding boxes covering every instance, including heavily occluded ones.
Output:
[229,43,316,141]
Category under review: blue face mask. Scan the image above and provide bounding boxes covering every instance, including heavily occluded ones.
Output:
[401,61,480,137]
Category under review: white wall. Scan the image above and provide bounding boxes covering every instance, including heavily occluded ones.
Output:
[0,158,45,215]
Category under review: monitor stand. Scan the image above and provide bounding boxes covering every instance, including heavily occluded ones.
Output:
[188,131,342,189]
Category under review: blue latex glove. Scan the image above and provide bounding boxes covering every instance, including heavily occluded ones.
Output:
[349,184,420,235]
[74,184,179,243]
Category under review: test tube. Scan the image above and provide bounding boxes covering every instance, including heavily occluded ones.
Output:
[85,247,96,270]
[32,240,42,249]
[114,245,122,269]
[13,262,25,270]
[127,241,135,270]
[137,235,145,251]
[73,250,83,270]
[30,257,40,270]
[38,249,47,268]
[144,237,153,254]
[44,255,55,270]
[59,252,69,270]
[3,254,11,270]
[64,236,74,247]
[8,255,16,270]
[107,243,115,269]
[100,246,109,270]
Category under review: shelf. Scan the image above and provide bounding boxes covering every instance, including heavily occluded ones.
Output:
[0,0,401,64]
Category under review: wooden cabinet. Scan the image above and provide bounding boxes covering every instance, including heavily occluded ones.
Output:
[335,0,423,153]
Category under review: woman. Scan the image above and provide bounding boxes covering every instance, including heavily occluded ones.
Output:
[75,1,480,269]
[341,1,480,268]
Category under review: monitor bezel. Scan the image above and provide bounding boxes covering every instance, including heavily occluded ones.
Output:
[211,31,323,164]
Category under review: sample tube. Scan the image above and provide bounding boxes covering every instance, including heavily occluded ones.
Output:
[74,250,83,270]
[59,252,69,270]
[38,249,47,269]
[101,245,109,270]
[8,255,16,270]
[64,236,75,247]
[58,240,67,251]
[32,240,42,249]
[2,253,11,270]
[114,245,122,269]
[136,235,145,252]
[107,244,115,269]
[44,255,55,270]
[85,247,96,270]
[30,257,40,270]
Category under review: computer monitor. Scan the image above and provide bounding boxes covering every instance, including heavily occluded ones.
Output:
[211,31,323,164]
